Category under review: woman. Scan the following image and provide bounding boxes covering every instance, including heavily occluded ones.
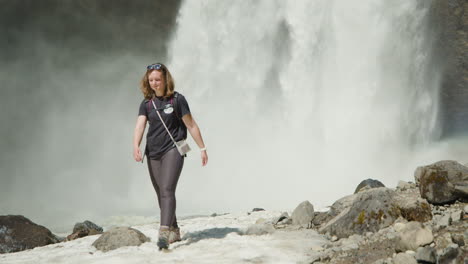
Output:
[133,63,208,250]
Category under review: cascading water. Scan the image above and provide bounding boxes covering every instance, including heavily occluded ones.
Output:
[168,0,441,212]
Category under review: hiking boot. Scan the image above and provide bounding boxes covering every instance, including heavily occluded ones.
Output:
[157,226,170,250]
[169,227,182,244]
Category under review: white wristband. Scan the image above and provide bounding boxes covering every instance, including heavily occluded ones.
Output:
[200,147,207,152]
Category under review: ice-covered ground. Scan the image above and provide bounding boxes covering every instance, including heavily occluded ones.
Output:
[0,211,327,264]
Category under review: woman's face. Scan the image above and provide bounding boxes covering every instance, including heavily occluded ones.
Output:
[148,70,165,94]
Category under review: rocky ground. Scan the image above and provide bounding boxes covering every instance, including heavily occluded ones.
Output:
[1,160,467,264]
[255,160,468,264]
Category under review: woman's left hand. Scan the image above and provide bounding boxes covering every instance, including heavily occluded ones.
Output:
[201,150,208,166]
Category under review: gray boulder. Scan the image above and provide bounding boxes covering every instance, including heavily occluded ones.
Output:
[394,222,433,251]
[450,210,462,223]
[416,246,437,264]
[0,215,60,253]
[354,179,385,194]
[92,227,150,252]
[437,244,459,264]
[67,220,103,241]
[451,234,465,247]
[435,233,453,252]
[433,213,452,229]
[320,188,401,238]
[396,180,414,191]
[393,253,417,264]
[73,220,103,233]
[414,160,468,204]
[273,212,289,225]
[394,189,432,222]
[291,201,314,228]
[328,194,357,218]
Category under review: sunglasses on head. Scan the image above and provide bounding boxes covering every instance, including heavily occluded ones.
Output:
[147,63,163,70]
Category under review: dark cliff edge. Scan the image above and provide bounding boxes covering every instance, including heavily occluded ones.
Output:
[429,0,468,138]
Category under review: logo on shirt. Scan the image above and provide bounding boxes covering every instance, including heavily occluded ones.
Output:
[164,104,174,114]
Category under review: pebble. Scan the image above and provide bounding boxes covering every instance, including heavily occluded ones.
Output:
[451,210,462,222]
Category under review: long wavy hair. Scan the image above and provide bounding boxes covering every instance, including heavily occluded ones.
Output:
[140,62,175,99]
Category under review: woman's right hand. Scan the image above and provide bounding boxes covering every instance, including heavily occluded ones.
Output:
[133,146,143,162]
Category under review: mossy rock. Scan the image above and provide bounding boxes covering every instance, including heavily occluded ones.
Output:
[415,160,468,204]
[319,188,401,238]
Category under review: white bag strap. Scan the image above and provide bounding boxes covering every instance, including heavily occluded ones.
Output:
[151,99,178,146]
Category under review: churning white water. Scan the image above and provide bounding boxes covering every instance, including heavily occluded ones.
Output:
[168,0,443,213]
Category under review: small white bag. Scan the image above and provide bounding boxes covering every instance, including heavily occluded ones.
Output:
[175,139,191,156]
[152,100,191,156]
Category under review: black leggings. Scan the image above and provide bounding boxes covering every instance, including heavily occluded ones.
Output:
[147,147,184,227]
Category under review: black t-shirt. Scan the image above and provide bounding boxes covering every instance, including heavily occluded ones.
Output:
[138,92,191,160]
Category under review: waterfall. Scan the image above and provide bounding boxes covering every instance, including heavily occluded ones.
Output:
[167,0,440,212]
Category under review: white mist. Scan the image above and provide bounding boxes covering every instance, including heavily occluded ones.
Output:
[166,0,444,213]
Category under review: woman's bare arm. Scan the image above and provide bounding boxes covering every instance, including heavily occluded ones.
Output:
[133,115,147,162]
[182,114,208,166]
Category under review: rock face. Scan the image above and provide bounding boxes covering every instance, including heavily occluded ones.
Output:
[429,0,468,137]
[354,179,385,194]
[291,201,315,228]
[92,227,150,252]
[414,160,468,204]
[0,215,60,253]
[320,188,400,238]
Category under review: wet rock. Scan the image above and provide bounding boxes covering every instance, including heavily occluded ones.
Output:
[291,201,314,228]
[393,252,417,264]
[354,179,385,194]
[395,221,433,251]
[252,208,265,212]
[414,160,468,204]
[416,246,437,264]
[92,227,150,252]
[437,243,459,264]
[320,188,401,238]
[67,220,103,241]
[0,215,60,253]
